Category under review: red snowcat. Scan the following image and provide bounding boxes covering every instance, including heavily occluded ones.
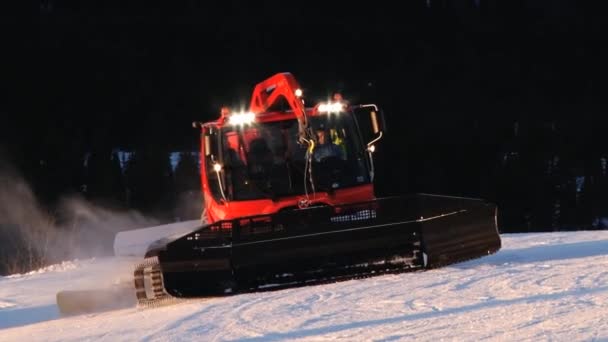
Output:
[57,72,501,314]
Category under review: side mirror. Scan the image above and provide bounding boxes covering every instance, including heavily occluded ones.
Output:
[204,135,211,156]
[353,104,386,147]
[370,109,383,134]
[352,104,386,182]
[201,126,215,157]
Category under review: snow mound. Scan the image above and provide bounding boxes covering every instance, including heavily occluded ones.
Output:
[0,300,16,309]
[6,260,84,279]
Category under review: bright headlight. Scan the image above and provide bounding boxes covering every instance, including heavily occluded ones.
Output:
[228,112,256,125]
[318,102,344,114]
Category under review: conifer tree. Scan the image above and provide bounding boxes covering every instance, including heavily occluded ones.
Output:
[173,152,202,221]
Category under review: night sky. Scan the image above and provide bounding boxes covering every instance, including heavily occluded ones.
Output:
[21,2,597,142]
[19,1,607,149]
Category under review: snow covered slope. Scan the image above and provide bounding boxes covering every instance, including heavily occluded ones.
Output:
[1,231,607,341]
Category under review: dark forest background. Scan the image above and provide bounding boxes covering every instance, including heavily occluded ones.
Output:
[1,1,607,273]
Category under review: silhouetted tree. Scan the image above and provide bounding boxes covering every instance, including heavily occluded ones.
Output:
[124,148,175,220]
[85,148,125,206]
[173,152,202,221]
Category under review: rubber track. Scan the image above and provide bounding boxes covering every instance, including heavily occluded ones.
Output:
[131,255,425,309]
[131,243,500,310]
[133,256,187,309]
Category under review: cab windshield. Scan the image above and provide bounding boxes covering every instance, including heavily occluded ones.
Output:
[220,114,370,201]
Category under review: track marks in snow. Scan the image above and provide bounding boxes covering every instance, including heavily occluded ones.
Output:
[406,299,442,312]
[138,300,222,341]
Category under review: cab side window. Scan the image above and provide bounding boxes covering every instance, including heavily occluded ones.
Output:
[204,126,223,202]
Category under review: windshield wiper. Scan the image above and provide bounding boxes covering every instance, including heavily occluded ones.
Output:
[289,158,335,196]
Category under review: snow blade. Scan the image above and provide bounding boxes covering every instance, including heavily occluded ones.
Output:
[146,194,500,299]
[56,287,137,316]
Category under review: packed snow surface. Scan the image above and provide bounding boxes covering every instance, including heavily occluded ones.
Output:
[1,231,607,341]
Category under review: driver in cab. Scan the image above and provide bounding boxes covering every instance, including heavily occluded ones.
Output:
[312,128,345,162]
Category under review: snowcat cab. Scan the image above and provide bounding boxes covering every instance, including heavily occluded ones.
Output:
[199,100,376,221]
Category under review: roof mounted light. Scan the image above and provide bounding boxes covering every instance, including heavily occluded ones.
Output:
[228,111,256,125]
[318,102,344,114]
[295,88,303,97]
